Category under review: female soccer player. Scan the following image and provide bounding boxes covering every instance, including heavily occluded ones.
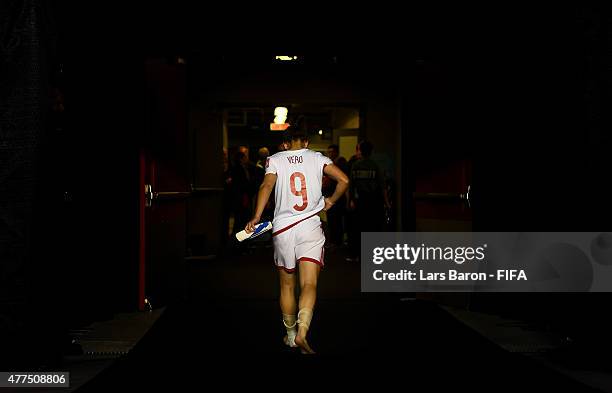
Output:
[245,128,349,354]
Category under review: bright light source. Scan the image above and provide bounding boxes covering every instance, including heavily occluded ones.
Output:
[318,130,323,135]
[275,56,298,61]
[274,107,288,124]
[270,123,290,131]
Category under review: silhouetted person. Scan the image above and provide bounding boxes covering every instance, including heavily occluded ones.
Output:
[253,147,268,191]
[256,147,270,169]
[229,150,254,237]
[239,145,250,162]
[254,147,274,220]
[345,142,362,261]
[322,144,347,247]
[238,145,260,213]
[222,148,232,241]
[347,140,390,261]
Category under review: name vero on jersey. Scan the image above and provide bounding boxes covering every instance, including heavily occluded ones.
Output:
[287,155,303,164]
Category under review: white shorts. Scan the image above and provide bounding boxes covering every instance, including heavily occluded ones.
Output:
[272,214,325,273]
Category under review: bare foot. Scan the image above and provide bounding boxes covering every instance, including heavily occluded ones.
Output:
[295,329,315,354]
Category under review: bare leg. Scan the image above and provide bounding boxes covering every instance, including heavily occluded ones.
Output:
[278,269,297,346]
[295,261,320,354]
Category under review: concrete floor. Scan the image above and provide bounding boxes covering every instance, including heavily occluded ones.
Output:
[1,309,164,393]
[74,245,602,392]
[445,306,612,392]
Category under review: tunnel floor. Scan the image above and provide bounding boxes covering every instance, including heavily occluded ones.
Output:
[77,244,600,392]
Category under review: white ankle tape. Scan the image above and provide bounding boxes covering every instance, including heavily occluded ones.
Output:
[282,314,297,329]
[297,308,313,330]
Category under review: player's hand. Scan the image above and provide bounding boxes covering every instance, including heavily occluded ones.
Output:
[323,197,334,211]
[245,216,260,233]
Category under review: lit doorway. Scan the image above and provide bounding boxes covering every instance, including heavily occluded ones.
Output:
[221,104,361,237]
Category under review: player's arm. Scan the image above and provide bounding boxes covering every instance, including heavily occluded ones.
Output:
[323,164,349,211]
[245,173,277,233]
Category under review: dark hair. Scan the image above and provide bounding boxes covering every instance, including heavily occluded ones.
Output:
[287,128,308,142]
[328,144,339,152]
[359,140,374,157]
[232,150,246,165]
[283,115,308,143]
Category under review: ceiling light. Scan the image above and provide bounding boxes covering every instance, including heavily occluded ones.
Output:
[271,107,290,131]
[273,107,288,124]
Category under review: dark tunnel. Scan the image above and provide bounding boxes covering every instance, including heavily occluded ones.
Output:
[1,2,612,392]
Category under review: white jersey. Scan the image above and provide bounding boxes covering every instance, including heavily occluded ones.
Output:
[265,148,333,232]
